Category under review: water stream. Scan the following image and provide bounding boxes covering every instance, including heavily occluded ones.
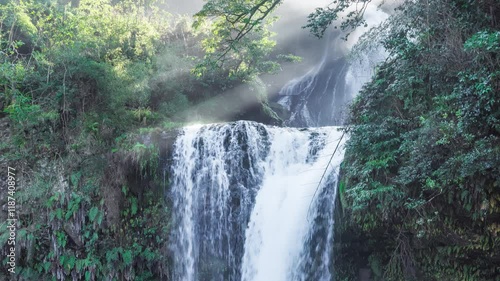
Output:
[169,4,388,280]
[170,122,345,281]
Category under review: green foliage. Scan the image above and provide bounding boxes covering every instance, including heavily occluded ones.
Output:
[464,30,500,52]
[193,0,283,79]
[193,0,381,41]
[337,0,500,280]
[0,154,170,279]
[303,0,378,39]
[0,0,182,279]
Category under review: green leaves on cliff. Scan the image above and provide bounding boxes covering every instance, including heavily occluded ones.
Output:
[464,30,500,52]
[339,0,500,280]
[0,0,187,279]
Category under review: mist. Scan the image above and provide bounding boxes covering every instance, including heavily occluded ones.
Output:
[162,0,395,105]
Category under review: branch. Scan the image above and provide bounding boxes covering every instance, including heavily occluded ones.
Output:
[196,0,282,66]
[307,129,346,218]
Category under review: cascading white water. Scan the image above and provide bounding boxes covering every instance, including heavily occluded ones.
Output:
[276,33,348,127]
[277,4,389,128]
[170,122,269,281]
[240,125,345,281]
[170,121,346,281]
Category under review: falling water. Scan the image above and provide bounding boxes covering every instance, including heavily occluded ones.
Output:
[170,121,346,281]
[277,5,389,127]
[169,3,390,280]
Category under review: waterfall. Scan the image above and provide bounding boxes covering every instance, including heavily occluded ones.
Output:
[168,4,389,280]
[277,5,389,127]
[170,121,346,280]
[277,56,349,127]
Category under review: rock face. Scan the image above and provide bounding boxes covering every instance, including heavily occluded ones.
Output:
[101,127,181,228]
[359,268,372,281]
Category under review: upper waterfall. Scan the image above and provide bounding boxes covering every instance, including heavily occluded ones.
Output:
[276,4,389,127]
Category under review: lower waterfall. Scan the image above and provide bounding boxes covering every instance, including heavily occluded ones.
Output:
[170,121,346,281]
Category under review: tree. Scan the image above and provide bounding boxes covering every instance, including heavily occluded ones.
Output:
[192,0,283,78]
[193,0,377,52]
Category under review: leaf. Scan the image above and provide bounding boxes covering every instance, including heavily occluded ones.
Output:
[43,261,51,273]
[66,256,76,270]
[56,208,64,220]
[122,250,133,265]
[70,172,82,187]
[97,213,103,226]
[461,190,468,202]
[89,207,99,222]
[131,198,138,216]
